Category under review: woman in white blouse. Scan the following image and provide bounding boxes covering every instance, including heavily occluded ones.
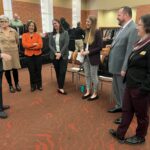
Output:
[49,19,69,94]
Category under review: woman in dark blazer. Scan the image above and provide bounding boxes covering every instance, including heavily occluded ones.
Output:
[49,19,69,94]
[81,16,102,100]
[110,14,150,144]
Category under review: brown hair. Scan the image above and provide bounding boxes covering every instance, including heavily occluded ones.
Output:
[52,18,64,35]
[26,20,37,32]
[84,16,97,45]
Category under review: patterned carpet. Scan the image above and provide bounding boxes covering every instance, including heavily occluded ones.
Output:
[0,64,150,150]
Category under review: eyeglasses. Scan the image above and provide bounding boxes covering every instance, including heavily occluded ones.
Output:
[0,21,8,23]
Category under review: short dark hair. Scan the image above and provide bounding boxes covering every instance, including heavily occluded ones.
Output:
[52,18,64,35]
[26,20,37,32]
[77,22,80,27]
[140,14,150,34]
[121,6,132,17]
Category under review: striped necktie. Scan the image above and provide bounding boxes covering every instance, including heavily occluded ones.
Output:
[111,27,123,47]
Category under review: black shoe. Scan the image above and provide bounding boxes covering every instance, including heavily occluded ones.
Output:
[82,94,91,99]
[15,84,21,92]
[114,117,122,124]
[0,111,8,119]
[2,105,10,110]
[9,86,15,93]
[87,95,99,101]
[37,87,43,91]
[108,107,122,113]
[57,89,67,95]
[109,129,125,143]
[125,135,145,145]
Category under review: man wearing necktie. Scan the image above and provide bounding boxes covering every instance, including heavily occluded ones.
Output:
[108,6,139,124]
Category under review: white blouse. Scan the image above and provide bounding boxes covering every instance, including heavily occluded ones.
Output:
[55,33,60,52]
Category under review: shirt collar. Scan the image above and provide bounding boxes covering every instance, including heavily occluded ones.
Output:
[122,19,132,29]
[0,27,14,33]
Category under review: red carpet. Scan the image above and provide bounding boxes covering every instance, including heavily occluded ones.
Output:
[0,64,150,150]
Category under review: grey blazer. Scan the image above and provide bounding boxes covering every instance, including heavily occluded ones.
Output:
[49,30,69,60]
[109,21,139,74]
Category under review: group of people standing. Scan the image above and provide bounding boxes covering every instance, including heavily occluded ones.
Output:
[0,5,150,145]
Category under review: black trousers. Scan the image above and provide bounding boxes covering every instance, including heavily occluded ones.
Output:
[117,87,149,138]
[5,69,19,86]
[53,58,68,89]
[0,71,3,111]
[27,55,42,88]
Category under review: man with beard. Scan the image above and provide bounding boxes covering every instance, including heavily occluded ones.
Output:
[108,6,138,124]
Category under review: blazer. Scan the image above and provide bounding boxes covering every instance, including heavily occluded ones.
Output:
[84,29,102,65]
[124,43,150,92]
[49,30,69,60]
[22,32,43,57]
[109,21,139,74]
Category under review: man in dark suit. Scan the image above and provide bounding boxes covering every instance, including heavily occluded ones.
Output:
[0,51,11,119]
[108,6,139,124]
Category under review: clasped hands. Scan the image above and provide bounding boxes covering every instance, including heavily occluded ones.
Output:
[29,43,39,50]
[55,52,61,60]
[80,50,89,56]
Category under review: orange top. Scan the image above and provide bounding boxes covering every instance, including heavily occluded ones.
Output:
[22,32,43,56]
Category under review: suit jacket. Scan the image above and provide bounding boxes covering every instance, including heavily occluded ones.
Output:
[125,43,150,92]
[84,29,103,65]
[109,21,138,74]
[22,32,43,56]
[49,30,69,60]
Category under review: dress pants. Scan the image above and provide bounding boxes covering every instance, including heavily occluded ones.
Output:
[117,87,149,138]
[5,69,19,86]
[112,74,125,108]
[83,57,99,93]
[27,55,42,88]
[53,58,68,89]
[0,71,3,111]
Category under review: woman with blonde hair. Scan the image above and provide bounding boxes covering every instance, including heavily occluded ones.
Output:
[81,16,103,100]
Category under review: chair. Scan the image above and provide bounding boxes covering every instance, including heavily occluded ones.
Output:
[99,75,113,102]
[67,51,81,83]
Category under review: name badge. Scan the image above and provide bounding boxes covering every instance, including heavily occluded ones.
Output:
[140,51,146,56]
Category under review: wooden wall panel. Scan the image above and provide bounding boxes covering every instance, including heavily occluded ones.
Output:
[0,0,4,15]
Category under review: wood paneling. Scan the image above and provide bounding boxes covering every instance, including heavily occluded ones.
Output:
[0,0,4,15]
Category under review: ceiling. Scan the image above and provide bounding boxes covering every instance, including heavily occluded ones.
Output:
[85,0,150,10]
[13,0,150,10]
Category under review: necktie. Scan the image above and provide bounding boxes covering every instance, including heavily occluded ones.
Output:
[111,27,123,47]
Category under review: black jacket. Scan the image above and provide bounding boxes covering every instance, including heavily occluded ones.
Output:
[0,50,2,72]
[125,42,150,92]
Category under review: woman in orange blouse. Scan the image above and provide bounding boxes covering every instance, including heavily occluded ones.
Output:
[22,21,43,91]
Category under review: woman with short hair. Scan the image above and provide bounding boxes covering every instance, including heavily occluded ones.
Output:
[0,16,21,93]
[22,21,43,92]
[110,14,150,145]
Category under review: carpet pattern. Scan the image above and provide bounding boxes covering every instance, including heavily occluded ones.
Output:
[0,64,150,150]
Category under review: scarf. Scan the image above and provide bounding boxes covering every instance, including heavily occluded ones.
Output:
[133,35,150,51]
